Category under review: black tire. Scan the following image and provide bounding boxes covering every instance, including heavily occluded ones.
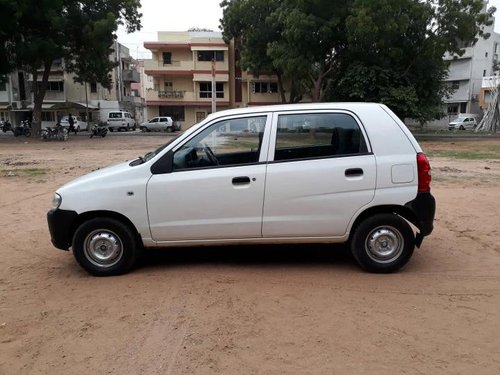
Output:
[459,125,465,130]
[72,217,139,276]
[166,126,172,133]
[350,213,414,273]
[109,128,114,132]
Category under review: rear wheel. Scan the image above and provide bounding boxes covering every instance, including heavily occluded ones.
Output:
[351,213,414,273]
[72,218,139,276]
[166,126,173,133]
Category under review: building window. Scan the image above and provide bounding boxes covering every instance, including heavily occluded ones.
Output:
[41,112,55,122]
[199,82,224,98]
[37,81,63,91]
[90,82,97,93]
[447,104,458,115]
[0,78,6,91]
[163,52,172,65]
[197,51,224,62]
[460,102,467,113]
[160,105,185,121]
[165,82,173,91]
[483,70,487,77]
[450,81,460,90]
[252,81,278,93]
[485,52,488,58]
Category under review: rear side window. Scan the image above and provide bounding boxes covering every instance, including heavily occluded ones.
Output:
[274,113,368,161]
[109,112,122,119]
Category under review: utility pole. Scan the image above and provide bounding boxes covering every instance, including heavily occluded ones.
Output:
[211,58,216,113]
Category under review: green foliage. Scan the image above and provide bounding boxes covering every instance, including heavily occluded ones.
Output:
[220,0,494,121]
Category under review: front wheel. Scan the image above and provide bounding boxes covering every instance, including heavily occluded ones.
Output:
[350,213,415,273]
[72,218,139,276]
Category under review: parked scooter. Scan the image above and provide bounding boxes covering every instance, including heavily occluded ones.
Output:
[13,120,31,137]
[1,119,13,133]
[41,122,68,141]
[90,122,108,138]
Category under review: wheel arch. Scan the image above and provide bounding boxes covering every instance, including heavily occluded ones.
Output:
[71,210,143,248]
[348,205,419,242]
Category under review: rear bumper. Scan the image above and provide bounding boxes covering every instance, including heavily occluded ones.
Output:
[47,209,78,250]
[405,192,436,236]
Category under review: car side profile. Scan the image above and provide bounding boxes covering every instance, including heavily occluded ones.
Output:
[139,116,178,132]
[448,115,477,130]
[47,103,435,276]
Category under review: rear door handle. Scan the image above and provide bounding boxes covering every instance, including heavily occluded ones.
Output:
[232,176,251,185]
[345,168,363,177]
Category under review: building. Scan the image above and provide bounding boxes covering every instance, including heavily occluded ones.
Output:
[143,31,289,129]
[0,42,144,128]
[442,1,500,121]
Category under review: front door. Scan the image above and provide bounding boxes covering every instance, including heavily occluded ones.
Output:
[147,114,270,242]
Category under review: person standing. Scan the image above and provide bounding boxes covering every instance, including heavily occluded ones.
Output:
[68,113,76,134]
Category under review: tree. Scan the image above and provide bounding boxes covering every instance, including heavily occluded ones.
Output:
[0,0,141,136]
[220,0,289,103]
[219,0,494,121]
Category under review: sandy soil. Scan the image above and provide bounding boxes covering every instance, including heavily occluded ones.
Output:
[0,133,499,374]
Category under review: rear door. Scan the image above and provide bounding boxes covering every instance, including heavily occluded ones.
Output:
[262,111,376,237]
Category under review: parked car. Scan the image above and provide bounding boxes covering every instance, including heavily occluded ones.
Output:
[60,116,84,132]
[448,114,477,130]
[107,110,136,132]
[47,103,435,276]
[140,116,178,132]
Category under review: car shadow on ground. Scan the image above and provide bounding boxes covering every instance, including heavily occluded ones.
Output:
[137,243,356,271]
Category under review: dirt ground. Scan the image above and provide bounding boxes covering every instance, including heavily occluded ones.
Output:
[0,133,499,374]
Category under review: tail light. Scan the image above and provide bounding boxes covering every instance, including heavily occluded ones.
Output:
[417,152,431,193]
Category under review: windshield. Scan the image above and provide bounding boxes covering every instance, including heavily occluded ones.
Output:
[129,132,184,166]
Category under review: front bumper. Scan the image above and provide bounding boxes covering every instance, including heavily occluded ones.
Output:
[47,209,78,250]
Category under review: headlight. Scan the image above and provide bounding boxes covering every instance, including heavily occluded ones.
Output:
[52,193,62,209]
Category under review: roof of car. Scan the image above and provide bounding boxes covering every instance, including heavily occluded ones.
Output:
[207,102,383,120]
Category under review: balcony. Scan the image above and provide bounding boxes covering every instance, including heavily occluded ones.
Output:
[144,59,195,73]
[122,69,140,82]
[146,90,195,102]
[122,95,144,105]
[443,47,474,61]
[481,76,500,89]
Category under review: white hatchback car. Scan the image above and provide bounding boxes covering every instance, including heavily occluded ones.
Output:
[139,116,178,132]
[448,115,477,130]
[60,115,84,132]
[48,103,435,276]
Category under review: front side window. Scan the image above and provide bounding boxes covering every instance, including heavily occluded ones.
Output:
[173,116,267,170]
[274,113,368,161]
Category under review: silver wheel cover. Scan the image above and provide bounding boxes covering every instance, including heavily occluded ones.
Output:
[83,229,123,268]
[365,225,404,263]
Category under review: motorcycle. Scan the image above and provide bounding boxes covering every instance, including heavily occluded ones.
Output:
[90,123,108,138]
[13,120,31,137]
[1,119,13,133]
[41,123,68,141]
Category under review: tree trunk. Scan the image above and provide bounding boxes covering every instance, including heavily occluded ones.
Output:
[276,72,286,103]
[31,61,52,137]
[311,77,322,102]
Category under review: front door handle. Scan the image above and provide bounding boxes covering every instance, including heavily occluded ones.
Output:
[232,176,251,185]
[345,168,363,177]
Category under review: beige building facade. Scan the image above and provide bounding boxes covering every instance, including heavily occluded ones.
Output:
[144,32,289,129]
